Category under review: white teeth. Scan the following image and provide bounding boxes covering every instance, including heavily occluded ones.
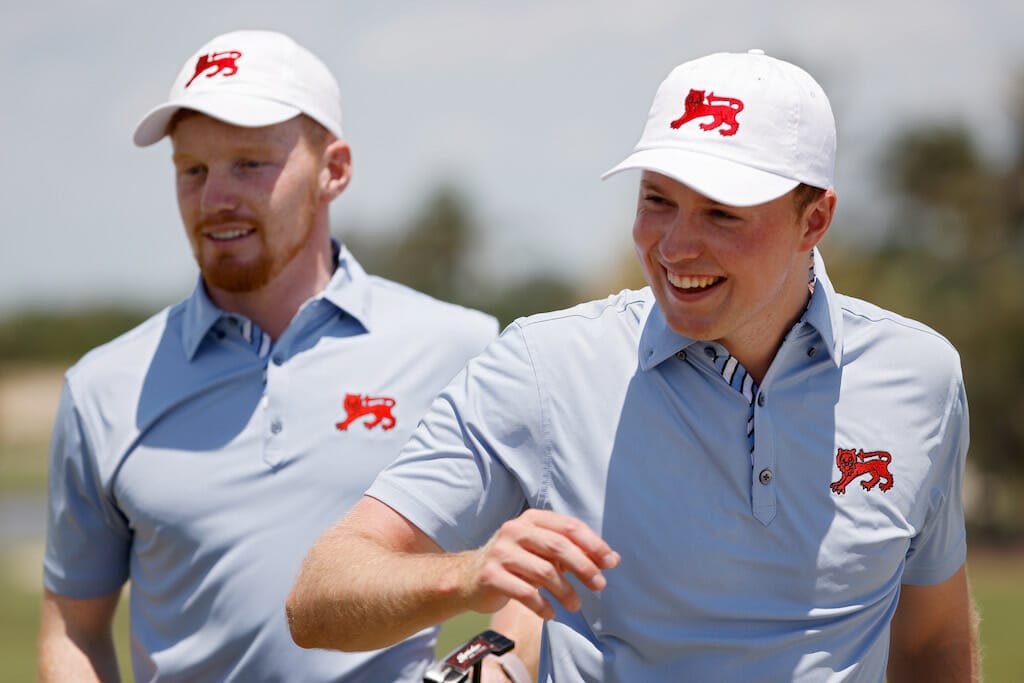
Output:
[209,229,252,240]
[667,273,719,290]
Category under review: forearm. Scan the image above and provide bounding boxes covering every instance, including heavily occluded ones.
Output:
[287,520,477,651]
[37,592,121,683]
[38,632,120,683]
[288,497,618,658]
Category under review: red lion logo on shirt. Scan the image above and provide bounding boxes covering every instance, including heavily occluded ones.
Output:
[335,393,396,431]
[185,50,242,88]
[669,89,744,136]
[830,448,894,494]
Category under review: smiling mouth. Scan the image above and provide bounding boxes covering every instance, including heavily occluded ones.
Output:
[667,273,722,290]
[205,227,256,241]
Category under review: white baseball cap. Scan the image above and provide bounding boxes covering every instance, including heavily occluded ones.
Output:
[133,30,343,147]
[602,49,835,207]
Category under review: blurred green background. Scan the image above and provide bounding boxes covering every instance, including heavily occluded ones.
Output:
[4,81,1024,681]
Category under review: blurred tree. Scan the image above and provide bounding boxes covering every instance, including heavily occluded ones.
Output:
[482,275,581,329]
[384,185,477,305]
[344,183,582,328]
[0,307,153,367]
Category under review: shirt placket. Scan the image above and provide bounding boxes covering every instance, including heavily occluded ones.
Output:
[225,315,286,469]
[261,331,289,469]
[707,345,776,525]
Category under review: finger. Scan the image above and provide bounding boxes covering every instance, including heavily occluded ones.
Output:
[515,530,606,595]
[502,512,619,592]
[497,541,584,612]
[477,558,557,619]
[519,510,621,570]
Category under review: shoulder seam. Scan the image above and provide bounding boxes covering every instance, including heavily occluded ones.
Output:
[840,305,958,353]
[517,291,648,329]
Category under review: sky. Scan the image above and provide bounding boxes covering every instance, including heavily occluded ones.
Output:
[3,1,1023,314]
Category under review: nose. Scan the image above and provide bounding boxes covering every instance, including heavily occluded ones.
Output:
[199,167,240,215]
[657,210,704,263]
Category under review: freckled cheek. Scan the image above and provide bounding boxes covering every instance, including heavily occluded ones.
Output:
[632,216,661,255]
[630,222,663,285]
[175,189,196,224]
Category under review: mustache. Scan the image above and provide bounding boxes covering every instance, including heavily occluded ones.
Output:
[194,213,260,233]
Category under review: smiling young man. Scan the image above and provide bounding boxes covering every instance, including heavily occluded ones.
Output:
[37,30,501,682]
[286,50,980,681]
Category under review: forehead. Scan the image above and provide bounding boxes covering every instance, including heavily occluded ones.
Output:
[640,171,720,204]
[169,112,305,153]
[640,170,796,212]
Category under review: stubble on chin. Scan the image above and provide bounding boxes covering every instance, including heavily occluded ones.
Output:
[201,251,275,292]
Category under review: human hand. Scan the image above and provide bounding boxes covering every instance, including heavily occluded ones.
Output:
[462,509,620,620]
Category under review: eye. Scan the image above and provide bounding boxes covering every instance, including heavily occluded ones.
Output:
[709,208,740,221]
[236,159,263,171]
[642,193,670,206]
[177,164,205,178]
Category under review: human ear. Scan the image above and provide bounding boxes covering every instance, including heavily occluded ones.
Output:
[320,139,352,201]
[798,189,837,251]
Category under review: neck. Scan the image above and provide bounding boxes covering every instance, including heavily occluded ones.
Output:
[206,229,335,341]
[720,261,814,385]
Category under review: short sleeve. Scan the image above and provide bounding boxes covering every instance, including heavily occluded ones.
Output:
[43,380,131,597]
[902,377,969,585]
[366,321,547,552]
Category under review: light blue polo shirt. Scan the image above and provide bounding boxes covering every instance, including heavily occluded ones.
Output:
[44,243,497,683]
[367,249,969,682]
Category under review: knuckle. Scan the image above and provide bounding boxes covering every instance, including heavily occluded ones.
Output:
[545,535,570,557]
[560,517,582,535]
[498,517,527,539]
[537,562,561,584]
[477,560,504,588]
[509,584,539,603]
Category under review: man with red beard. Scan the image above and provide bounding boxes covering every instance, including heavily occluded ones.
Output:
[37,30,503,682]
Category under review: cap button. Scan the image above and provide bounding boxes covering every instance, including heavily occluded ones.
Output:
[747,48,766,55]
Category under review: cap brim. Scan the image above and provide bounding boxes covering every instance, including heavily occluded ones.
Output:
[601,148,800,207]
[133,92,302,147]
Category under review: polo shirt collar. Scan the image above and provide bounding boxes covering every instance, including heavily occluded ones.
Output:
[181,240,374,360]
[637,248,844,372]
[320,242,374,331]
[638,303,697,372]
[802,247,843,366]
[181,281,224,360]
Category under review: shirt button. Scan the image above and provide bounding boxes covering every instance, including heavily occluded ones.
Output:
[704,346,716,359]
[757,392,766,407]
[270,419,283,434]
[272,354,284,366]
[759,468,774,485]
[675,350,687,361]
[807,346,817,357]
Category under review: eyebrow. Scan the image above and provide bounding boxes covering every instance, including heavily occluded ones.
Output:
[172,141,285,162]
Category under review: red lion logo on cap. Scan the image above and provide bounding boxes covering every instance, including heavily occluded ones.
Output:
[830,448,894,494]
[335,393,397,432]
[185,50,242,88]
[670,89,744,136]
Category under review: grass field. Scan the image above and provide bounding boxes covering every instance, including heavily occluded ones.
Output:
[4,365,1022,680]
